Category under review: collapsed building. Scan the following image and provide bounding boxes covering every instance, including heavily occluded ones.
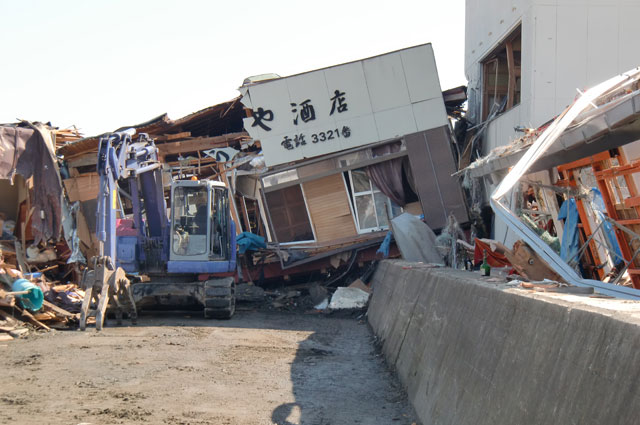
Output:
[458,0,640,298]
[235,43,467,282]
[1,43,468,331]
[51,43,467,287]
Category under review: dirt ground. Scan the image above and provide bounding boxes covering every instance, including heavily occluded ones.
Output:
[1,308,418,425]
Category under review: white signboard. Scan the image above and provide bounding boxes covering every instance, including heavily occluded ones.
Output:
[239,43,447,167]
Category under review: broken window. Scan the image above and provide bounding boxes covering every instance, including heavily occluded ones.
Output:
[347,168,402,232]
[264,185,314,243]
[482,25,521,120]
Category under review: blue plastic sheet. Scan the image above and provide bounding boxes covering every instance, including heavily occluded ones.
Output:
[237,232,266,254]
[376,231,392,258]
[558,198,580,264]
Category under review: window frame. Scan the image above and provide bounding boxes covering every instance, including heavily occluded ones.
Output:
[347,168,400,233]
[481,24,522,121]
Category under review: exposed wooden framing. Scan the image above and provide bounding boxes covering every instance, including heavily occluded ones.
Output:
[256,192,272,242]
[624,196,640,209]
[156,132,248,156]
[240,196,251,233]
[167,157,217,168]
[556,151,611,172]
[154,132,191,141]
[557,166,605,279]
[341,172,359,233]
[66,152,98,168]
[558,150,640,287]
[617,218,640,226]
[220,168,243,236]
[594,160,640,179]
[592,155,640,288]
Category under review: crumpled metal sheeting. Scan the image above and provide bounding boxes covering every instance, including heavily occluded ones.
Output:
[491,67,640,300]
[1,122,63,244]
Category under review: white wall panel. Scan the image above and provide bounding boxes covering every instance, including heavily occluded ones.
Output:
[412,99,448,132]
[242,44,448,166]
[401,44,442,103]
[555,5,588,109]
[618,5,640,72]
[532,5,557,101]
[285,71,331,129]
[465,0,528,74]
[485,104,523,153]
[586,6,620,85]
[374,106,417,141]
[322,61,372,119]
[333,114,379,153]
[363,53,411,112]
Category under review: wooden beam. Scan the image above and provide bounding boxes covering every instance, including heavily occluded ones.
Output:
[166,157,217,168]
[154,132,191,142]
[594,160,640,180]
[221,170,243,236]
[66,152,97,168]
[156,132,249,156]
[556,151,612,172]
[240,196,251,232]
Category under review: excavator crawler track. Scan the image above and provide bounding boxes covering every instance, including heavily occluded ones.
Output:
[203,277,235,320]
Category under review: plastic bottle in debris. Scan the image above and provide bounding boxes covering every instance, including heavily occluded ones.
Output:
[481,250,491,277]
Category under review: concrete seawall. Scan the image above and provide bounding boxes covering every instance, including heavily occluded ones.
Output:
[367,260,640,425]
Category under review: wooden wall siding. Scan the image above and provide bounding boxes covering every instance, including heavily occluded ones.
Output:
[302,174,357,243]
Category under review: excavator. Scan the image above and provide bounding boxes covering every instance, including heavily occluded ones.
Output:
[79,129,237,330]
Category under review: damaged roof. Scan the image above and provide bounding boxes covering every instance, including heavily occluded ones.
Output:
[57,97,246,158]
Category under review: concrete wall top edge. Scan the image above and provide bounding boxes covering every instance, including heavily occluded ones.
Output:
[381,260,640,325]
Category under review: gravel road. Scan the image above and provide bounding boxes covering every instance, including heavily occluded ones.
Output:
[1,309,418,425]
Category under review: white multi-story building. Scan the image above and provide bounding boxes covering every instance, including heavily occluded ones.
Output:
[465,0,640,243]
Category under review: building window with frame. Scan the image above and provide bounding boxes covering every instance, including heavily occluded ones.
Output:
[264,185,315,243]
[348,168,402,232]
[482,24,521,120]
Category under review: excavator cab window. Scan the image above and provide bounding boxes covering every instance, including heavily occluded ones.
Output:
[172,186,209,256]
[210,187,230,259]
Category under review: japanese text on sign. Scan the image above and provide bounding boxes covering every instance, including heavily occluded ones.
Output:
[281,126,352,151]
[251,89,349,131]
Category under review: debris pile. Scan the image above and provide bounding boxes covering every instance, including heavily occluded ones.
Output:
[0,247,81,340]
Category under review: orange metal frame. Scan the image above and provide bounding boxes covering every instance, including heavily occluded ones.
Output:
[557,150,640,288]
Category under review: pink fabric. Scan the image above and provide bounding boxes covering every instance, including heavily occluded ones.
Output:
[116,219,138,236]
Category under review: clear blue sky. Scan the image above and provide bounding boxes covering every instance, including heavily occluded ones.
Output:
[1,0,466,137]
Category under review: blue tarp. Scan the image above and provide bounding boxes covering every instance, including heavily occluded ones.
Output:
[237,232,266,254]
[376,231,392,258]
[558,198,580,264]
